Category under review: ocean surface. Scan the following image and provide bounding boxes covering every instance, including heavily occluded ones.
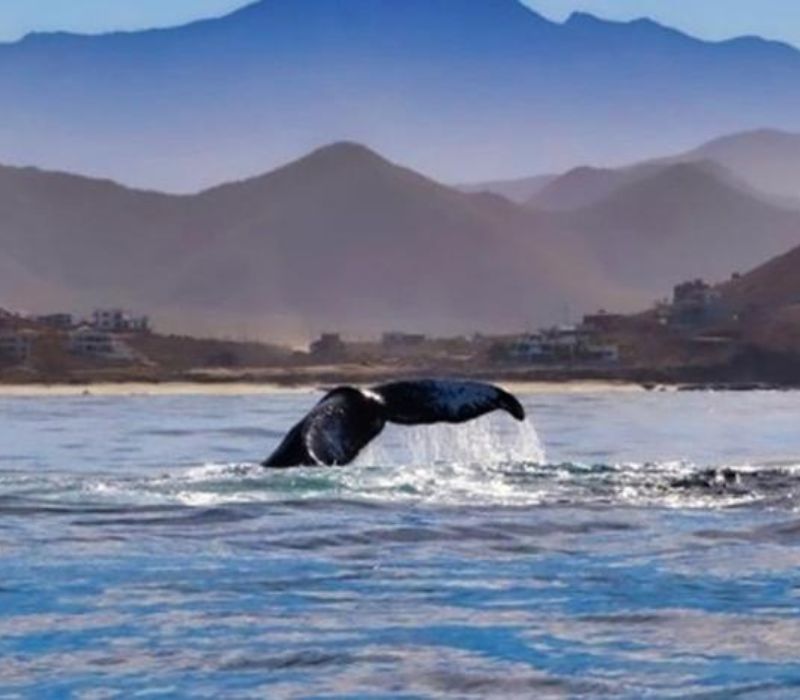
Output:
[2,388,800,698]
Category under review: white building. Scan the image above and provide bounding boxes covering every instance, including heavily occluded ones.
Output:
[91,309,149,333]
[505,327,619,365]
[68,327,134,359]
[507,334,549,362]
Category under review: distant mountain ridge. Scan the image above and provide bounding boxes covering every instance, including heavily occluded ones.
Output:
[680,129,800,205]
[0,143,637,337]
[3,139,800,338]
[464,128,800,211]
[2,0,800,191]
[552,161,800,292]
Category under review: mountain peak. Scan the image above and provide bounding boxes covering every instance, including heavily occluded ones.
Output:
[302,141,389,165]
[196,140,438,203]
[226,0,546,27]
[565,11,603,25]
[3,0,800,192]
[274,140,410,181]
[567,10,684,35]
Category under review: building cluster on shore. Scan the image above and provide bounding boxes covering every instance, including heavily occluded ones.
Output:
[300,273,790,383]
[0,269,794,387]
[0,278,738,376]
[0,308,150,364]
[657,279,733,330]
[308,322,622,367]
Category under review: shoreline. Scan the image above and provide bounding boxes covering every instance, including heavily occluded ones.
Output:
[2,357,797,397]
[0,378,647,398]
[0,378,644,397]
[0,377,792,397]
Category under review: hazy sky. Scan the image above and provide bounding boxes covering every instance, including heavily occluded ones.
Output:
[0,0,798,49]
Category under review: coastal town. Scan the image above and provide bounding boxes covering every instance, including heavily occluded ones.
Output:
[0,271,794,387]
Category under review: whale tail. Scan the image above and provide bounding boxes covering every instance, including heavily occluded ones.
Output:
[262,379,526,468]
[375,379,525,425]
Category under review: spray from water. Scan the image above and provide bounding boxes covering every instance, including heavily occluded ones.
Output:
[355,414,545,467]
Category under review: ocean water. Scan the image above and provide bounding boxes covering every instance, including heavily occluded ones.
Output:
[2,389,800,698]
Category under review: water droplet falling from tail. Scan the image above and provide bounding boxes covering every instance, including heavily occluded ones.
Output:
[356,414,545,467]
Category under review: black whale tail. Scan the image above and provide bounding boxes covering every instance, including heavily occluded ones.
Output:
[376,380,525,425]
[262,379,527,468]
[496,388,526,422]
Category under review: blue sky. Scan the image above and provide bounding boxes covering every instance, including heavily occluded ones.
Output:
[0,0,799,48]
[525,0,800,47]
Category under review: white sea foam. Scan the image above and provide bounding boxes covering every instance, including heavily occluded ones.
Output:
[4,414,799,510]
[6,458,800,511]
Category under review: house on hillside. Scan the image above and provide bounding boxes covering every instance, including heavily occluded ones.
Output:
[68,327,135,360]
[91,309,150,333]
[309,333,347,361]
[669,279,729,328]
[494,325,620,365]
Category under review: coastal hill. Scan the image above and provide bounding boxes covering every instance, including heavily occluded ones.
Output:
[3,142,800,338]
[466,128,800,209]
[0,143,631,337]
[2,0,800,191]
[166,142,633,336]
[721,243,800,332]
[680,129,800,205]
[0,163,185,311]
[554,162,800,292]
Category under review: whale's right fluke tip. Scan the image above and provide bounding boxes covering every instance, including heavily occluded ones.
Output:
[499,390,526,421]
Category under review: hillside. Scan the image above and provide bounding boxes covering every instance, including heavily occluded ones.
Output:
[0,143,636,338]
[554,162,800,291]
[721,244,800,312]
[681,129,800,205]
[463,128,800,210]
[5,141,800,339]
[527,163,666,211]
[457,174,555,204]
[2,0,800,191]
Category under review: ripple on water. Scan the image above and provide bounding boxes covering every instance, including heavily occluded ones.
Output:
[3,391,800,697]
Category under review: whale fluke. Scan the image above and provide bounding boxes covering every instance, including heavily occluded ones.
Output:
[262,379,526,468]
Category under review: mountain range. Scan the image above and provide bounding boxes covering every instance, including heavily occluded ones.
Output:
[0,144,631,338]
[550,161,800,294]
[2,131,800,338]
[3,0,800,191]
[468,129,800,209]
